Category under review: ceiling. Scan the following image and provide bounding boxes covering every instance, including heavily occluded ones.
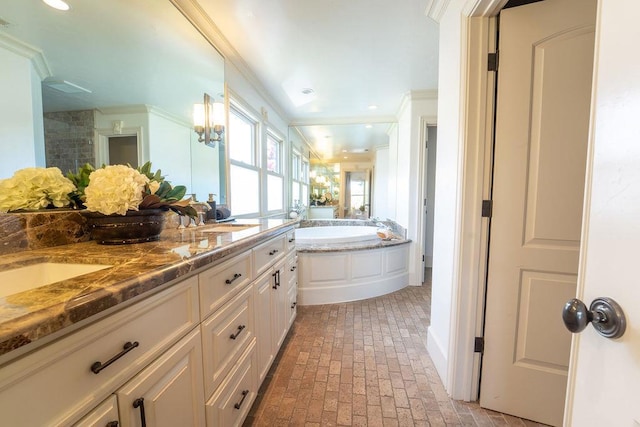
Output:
[198,0,440,161]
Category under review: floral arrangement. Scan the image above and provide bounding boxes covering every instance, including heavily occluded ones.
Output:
[68,162,197,218]
[310,191,333,206]
[0,162,196,220]
[0,167,76,212]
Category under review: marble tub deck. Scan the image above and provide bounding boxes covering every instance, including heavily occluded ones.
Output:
[295,219,410,253]
[0,218,296,361]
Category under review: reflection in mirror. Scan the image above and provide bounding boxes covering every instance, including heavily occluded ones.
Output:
[0,0,226,204]
[289,123,395,219]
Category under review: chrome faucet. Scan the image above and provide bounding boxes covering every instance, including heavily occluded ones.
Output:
[188,197,212,226]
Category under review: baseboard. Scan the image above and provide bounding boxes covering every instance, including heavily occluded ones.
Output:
[426,326,448,386]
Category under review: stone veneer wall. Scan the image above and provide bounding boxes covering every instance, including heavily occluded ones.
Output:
[44,110,95,174]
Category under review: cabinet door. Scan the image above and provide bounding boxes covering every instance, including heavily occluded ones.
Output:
[272,259,288,350]
[287,285,297,329]
[73,395,119,427]
[253,270,274,383]
[117,328,205,427]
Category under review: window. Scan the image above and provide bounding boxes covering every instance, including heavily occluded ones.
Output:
[291,149,309,208]
[227,97,287,217]
[266,132,284,212]
[229,104,260,216]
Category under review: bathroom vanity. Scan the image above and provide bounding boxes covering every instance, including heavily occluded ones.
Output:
[0,218,297,426]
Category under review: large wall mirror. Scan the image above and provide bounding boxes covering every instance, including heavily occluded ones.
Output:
[0,0,226,204]
[289,123,395,219]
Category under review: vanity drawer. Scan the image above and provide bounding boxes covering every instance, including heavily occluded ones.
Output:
[253,234,286,277]
[73,395,119,427]
[199,250,252,318]
[285,229,296,252]
[0,276,200,426]
[201,285,254,398]
[205,341,257,427]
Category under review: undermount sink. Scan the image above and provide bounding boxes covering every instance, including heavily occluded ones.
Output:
[0,262,112,298]
[199,224,258,233]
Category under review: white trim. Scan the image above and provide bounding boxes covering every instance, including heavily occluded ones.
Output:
[425,0,452,23]
[94,127,143,166]
[0,32,52,79]
[289,116,398,127]
[437,0,504,401]
[427,327,448,378]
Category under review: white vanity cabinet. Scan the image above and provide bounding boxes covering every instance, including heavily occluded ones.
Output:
[0,276,200,426]
[116,328,205,427]
[73,396,119,427]
[0,226,297,427]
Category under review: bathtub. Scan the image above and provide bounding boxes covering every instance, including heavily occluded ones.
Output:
[295,225,381,245]
[296,224,410,305]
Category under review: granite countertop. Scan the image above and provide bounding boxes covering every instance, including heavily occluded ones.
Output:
[295,237,410,253]
[0,218,297,361]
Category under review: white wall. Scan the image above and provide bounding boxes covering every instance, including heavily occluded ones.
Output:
[393,93,438,287]
[427,0,468,384]
[0,48,44,178]
[148,111,193,196]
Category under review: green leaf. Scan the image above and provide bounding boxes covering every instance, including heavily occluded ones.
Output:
[166,185,187,201]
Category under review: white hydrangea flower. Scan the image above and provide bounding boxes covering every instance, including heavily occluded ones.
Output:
[84,165,150,215]
[0,167,75,212]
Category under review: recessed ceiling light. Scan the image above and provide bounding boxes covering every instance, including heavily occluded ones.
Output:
[42,0,70,11]
[365,124,373,129]
[368,104,378,110]
[342,149,348,153]
[344,156,349,159]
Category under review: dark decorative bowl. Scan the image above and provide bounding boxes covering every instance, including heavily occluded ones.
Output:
[81,209,165,244]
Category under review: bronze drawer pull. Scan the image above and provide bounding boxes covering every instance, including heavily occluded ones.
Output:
[91,341,139,374]
[133,398,146,427]
[288,238,294,243]
[291,302,297,309]
[234,390,249,410]
[269,249,279,255]
[225,273,242,284]
[230,325,246,340]
[290,266,296,272]
[106,422,119,427]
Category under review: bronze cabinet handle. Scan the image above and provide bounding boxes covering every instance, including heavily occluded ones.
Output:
[91,341,139,374]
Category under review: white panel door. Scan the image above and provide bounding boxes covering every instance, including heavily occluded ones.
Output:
[480,0,596,425]
[565,1,640,425]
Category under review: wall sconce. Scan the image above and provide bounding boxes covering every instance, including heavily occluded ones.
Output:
[193,93,225,148]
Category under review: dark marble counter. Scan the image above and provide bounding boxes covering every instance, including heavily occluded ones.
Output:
[296,238,410,253]
[0,218,297,360]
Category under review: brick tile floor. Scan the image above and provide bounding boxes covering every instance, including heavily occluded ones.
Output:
[244,272,549,426]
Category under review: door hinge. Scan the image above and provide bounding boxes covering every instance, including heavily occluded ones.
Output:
[482,200,493,218]
[474,337,484,353]
[488,52,499,72]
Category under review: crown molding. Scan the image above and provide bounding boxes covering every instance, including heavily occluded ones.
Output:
[425,0,451,23]
[170,0,291,124]
[0,31,51,79]
[396,90,439,117]
[96,104,190,127]
[289,115,398,127]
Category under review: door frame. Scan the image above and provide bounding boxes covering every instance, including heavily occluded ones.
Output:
[95,127,143,166]
[425,0,512,401]
[433,0,597,402]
